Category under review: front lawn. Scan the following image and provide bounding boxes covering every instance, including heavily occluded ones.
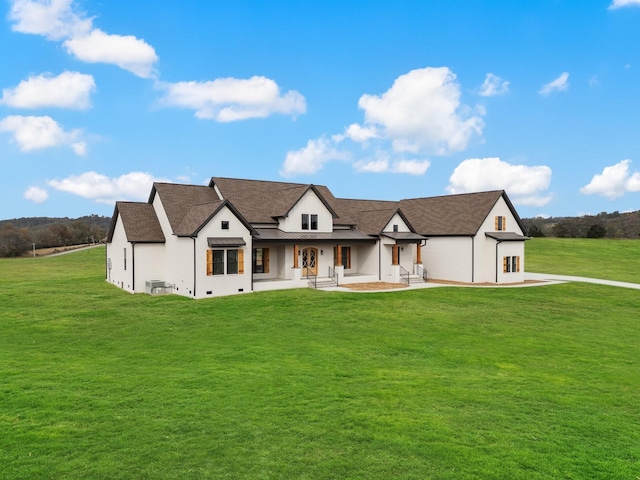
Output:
[1,247,638,479]
[525,237,640,283]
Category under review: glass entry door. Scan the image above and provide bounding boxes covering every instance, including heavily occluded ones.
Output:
[302,247,318,277]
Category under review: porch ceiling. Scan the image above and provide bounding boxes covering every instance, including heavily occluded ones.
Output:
[253,228,376,243]
[381,232,428,243]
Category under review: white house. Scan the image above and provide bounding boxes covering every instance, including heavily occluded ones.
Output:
[106,177,529,299]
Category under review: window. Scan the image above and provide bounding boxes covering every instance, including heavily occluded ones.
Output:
[213,250,225,275]
[334,246,351,269]
[302,214,318,230]
[123,248,127,270]
[495,216,506,231]
[252,248,270,274]
[221,221,229,230]
[503,256,520,273]
[207,249,244,276]
[227,250,238,274]
[393,224,399,232]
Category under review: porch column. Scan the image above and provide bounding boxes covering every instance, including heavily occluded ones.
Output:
[392,244,399,265]
[336,244,342,266]
[416,241,422,264]
[293,244,299,268]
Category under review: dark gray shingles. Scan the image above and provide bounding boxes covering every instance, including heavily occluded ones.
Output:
[116,202,165,242]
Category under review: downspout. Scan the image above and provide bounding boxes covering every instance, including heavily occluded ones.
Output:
[193,237,197,298]
[495,239,499,283]
[471,236,475,283]
[131,242,136,292]
[378,238,382,281]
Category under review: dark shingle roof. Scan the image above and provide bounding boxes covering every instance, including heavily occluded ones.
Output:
[211,177,348,224]
[399,190,511,236]
[332,198,401,235]
[151,182,222,234]
[142,178,525,240]
[107,202,165,243]
[174,200,226,236]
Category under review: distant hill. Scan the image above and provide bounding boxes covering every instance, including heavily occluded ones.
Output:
[0,214,111,231]
[0,215,111,257]
[523,210,640,239]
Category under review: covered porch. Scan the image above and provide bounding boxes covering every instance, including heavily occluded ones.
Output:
[251,228,378,291]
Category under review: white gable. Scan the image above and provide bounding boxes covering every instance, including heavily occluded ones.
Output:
[382,212,410,233]
[279,189,333,232]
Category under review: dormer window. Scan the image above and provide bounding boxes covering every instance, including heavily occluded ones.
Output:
[302,214,318,230]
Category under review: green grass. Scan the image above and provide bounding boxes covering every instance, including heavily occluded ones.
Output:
[526,237,640,283]
[1,246,639,479]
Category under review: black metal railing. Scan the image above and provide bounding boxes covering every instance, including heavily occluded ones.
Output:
[307,274,317,289]
[399,265,410,284]
[416,264,429,283]
[328,266,339,286]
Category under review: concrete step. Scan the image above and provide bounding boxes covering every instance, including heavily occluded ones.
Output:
[308,277,338,289]
[407,274,426,285]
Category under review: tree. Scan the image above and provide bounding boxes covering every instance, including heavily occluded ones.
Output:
[0,224,31,257]
[527,224,545,237]
[587,224,607,238]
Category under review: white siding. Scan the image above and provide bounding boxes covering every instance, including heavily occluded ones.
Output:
[422,237,474,283]
[195,205,252,298]
[476,197,526,283]
[383,213,410,233]
[279,190,333,232]
[152,194,195,297]
[133,244,166,293]
[106,215,134,293]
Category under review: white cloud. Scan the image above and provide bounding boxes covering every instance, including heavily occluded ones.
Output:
[539,72,570,95]
[8,0,158,78]
[358,67,484,154]
[47,171,169,204]
[280,138,349,177]
[0,71,95,109]
[479,73,510,97]
[9,0,91,40]
[609,0,640,9]
[447,157,553,207]
[335,123,379,143]
[23,186,49,203]
[354,158,430,175]
[64,29,158,79]
[580,159,640,199]
[283,66,482,177]
[158,77,306,121]
[0,115,85,154]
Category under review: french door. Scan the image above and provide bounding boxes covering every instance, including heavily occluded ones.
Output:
[301,247,318,277]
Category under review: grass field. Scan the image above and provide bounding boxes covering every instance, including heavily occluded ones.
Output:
[1,243,639,479]
[526,237,640,283]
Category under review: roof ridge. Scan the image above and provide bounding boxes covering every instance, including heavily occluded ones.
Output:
[401,190,504,202]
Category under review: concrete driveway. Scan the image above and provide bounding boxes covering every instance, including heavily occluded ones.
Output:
[525,272,640,290]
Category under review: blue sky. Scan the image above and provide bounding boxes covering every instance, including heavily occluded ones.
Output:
[2,0,640,220]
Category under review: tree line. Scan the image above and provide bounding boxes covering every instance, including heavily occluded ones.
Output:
[0,215,110,257]
[523,210,640,239]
